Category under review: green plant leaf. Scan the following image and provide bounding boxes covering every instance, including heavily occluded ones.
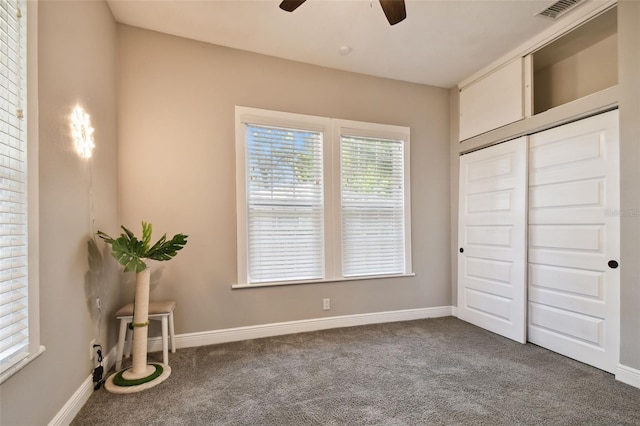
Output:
[121,225,135,240]
[146,233,188,261]
[96,230,115,245]
[146,234,167,255]
[110,233,147,273]
[141,221,152,253]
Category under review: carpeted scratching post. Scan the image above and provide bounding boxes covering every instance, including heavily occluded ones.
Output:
[97,222,187,394]
[105,267,171,393]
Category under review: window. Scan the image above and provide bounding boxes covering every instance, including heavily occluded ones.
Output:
[340,133,407,277]
[245,124,325,283]
[0,0,41,384]
[235,107,411,286]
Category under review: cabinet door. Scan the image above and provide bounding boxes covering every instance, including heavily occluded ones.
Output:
[459,59,524,141]
[457,136,527,343]
[528,110,619,373]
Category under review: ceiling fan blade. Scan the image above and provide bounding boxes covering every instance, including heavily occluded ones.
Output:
[279,0,307,12]
[379,0,406,25]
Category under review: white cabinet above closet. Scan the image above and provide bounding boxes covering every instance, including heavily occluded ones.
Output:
[458,3,617,142]
[459,59,525,142]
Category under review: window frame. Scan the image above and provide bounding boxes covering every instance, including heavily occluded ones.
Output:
[332,120,413,280]
[234,106,413,288]
[235,107,333,286]
[0,0,44,385]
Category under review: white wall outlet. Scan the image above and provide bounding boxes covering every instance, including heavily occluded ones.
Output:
[89,339,96,360]
[323,298,330,310]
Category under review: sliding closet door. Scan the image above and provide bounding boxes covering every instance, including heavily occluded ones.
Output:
[458,137,527,343]
[528,110,619,373]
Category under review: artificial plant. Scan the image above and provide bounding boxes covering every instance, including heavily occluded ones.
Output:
[97,222,187,393]
[97,221,188,273]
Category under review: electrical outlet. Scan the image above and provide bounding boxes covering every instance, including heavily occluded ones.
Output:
[89,339,96,360]
[323,298,330,310]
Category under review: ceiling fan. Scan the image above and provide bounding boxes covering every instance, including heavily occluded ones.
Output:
[279,0,407,26]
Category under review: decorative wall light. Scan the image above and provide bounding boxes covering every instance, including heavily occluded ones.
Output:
[71,105,95,159]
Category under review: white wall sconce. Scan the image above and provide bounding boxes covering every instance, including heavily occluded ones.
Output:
[71,105,95,159]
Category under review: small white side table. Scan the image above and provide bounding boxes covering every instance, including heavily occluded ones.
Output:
[114,300,176,371]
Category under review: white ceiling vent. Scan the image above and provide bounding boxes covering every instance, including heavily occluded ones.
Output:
[537,0,585,20]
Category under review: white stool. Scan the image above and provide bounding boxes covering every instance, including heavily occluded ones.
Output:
[115,300,176,371]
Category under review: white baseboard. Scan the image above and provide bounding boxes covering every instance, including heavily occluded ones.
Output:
[48,347,116,426]
[148,305,454,352]
[616,364,640,389]
[451,306,458,317]
[48,375,93,426]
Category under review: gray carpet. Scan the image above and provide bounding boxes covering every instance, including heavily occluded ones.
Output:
[72,317,640,425]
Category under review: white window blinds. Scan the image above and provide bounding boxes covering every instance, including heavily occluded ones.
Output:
[341,135,406,277]
[236,107,411,286]
[245,124,325,283]
[0,0,28,374]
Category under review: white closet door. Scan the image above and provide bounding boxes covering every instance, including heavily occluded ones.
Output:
[458,137,527,343]
[528,110,619,373]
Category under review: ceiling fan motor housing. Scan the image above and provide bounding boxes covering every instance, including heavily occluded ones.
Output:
[279,0,407,26]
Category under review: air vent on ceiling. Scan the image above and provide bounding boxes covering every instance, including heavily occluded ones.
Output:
[537,0,585,20]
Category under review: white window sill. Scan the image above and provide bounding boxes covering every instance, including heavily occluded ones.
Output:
[0,345,46,385]
[232,272,416,289]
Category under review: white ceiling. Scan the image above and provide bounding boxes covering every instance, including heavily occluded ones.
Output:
[106,0,568,88]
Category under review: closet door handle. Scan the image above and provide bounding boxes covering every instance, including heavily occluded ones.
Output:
[608,260,619,269]
[459,248,464,253]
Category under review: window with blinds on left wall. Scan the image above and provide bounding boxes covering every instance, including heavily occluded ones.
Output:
[0,0,42,384]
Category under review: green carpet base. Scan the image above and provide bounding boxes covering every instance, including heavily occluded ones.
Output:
[104,363,171,394]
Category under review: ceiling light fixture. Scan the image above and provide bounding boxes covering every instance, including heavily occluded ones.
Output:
[339,45,352,56]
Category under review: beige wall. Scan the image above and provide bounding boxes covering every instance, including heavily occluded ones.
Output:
[534,33,618,114]
[117,25,451,334]
[0,1,120,425]
[618,0,640,370]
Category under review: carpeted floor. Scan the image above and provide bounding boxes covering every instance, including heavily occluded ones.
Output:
[72,317,640,425]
